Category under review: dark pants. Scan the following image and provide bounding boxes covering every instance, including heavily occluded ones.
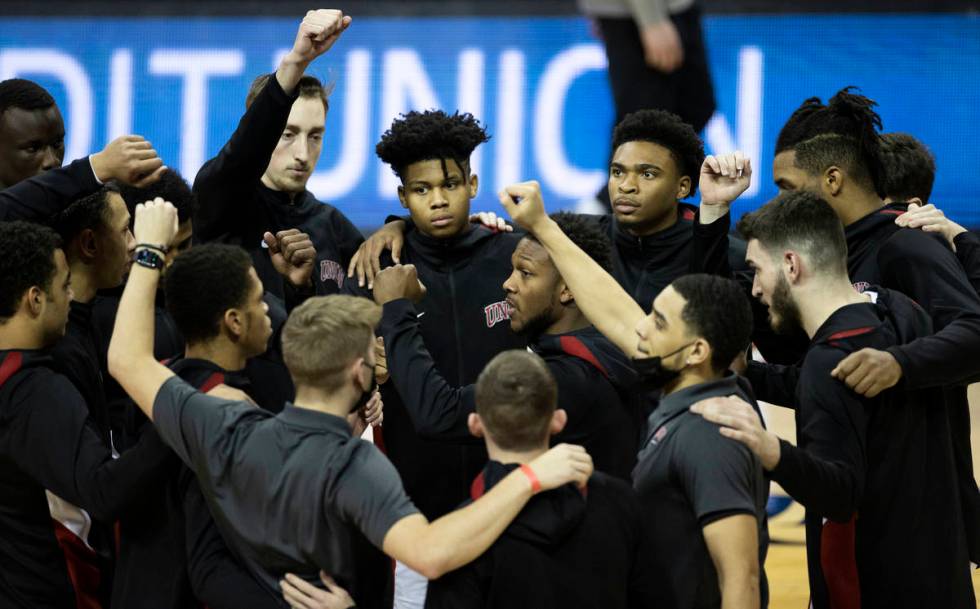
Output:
[596,6,716,204]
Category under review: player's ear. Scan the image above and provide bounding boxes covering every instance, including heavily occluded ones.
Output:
[78,229,98,261]
[397,185,408,209]
[550,409,567,435]
[557,279,574,306]
[468,173,479,198]
[26,286,44,317]
[224,308,244,339]
[467,413,485,439]
[676,175,692,200]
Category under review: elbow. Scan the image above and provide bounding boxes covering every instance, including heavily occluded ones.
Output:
[409,544,453,581]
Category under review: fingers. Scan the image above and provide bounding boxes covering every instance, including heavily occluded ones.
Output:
[263,231,281,254]
[391,233,403,264]
[280,573,323,609]
[132,164,168,188]
[347,249,362,282]
[830,350,862,379]
[703,155,721,175]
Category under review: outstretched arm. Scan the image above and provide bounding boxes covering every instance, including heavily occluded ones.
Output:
[108,198,180,421]
[498,181,645,357]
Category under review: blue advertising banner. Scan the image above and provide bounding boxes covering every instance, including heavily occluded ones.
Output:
[2,15,978,227]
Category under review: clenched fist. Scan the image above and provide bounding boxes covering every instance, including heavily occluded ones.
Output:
[372,264,427,306]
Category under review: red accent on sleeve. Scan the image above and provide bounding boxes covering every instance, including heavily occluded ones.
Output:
[826,327,875,341]
[820,516,862,609]
[470,472,486,500]
[0,351,23,387]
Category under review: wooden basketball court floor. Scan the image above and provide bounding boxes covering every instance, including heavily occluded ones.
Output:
[761,387,980,607]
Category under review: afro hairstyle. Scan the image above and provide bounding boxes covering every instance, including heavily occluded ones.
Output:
[376,110,490,181]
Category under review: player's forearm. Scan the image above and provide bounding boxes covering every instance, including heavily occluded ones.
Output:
[108,264,161,418]
[409,470,532,579]
[532,219,646,357]
[719,573,760,609]
[275,53,309,95]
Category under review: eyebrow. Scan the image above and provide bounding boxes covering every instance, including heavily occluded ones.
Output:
[611,162,661,171]
[652,306,667,325]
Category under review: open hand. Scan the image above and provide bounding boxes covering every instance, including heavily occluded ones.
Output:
[280,572,354,609]
[690,396,781,470]
[90,135,167,187]
[470,211,514,233]
[347,220,405,289]
[831,348,902,398]
[526,443,593,491]
[895,202,966,250]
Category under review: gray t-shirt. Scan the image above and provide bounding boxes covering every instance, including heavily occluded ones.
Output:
[152,376,418,597]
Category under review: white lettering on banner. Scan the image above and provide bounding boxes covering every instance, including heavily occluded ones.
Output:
[495,49,525,193]
[0,49,93,161]
[457,49,485,182]
[148,50,244,180]
[379,49,442,197]
[108,48,133,140]
[534,43,608,199]
[705,46,764,197]
[307,49,372,201]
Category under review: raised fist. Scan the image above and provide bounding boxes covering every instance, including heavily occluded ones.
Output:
[497,180,549,234]
[263,229,316,288]
[90,135,167,187]
[372,264,427,306]
[134,197,179,250]
[287,9,352,65]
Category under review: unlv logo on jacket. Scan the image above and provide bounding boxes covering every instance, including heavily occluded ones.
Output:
[484,300,511,328]
[320,259,345,288]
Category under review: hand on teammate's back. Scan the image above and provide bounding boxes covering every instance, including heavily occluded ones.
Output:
[372,264,427,305]
[264,229,317,288]
[134,197,179,250]
[527,444,594,491]
[90,135,167,187]
[895,202,967,250]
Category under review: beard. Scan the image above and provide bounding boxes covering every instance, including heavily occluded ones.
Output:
[515,303,559,339]
[768,273,803,336]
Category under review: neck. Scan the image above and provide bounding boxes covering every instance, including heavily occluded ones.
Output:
[662,367,721,396]
[486,440,548,465]
[544,307,591,336]
[623,204,678,237]
[0,321,46,351]
[184,339,247,372]
[797,276,870,338]
[68,262,98,303]
[293,385,357,421]
[260,173,300,202]
[836,190,885,227]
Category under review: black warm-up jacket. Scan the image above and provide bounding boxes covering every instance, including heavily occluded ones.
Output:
[425,462,657,609]
[379,299,641,480]
[112,357,280,609]
[767,289,975,609]
[343,225,527,519]
[696,204,980,562]
[193,73,363,302]
[0,156,101,222]
[0,350,172,609]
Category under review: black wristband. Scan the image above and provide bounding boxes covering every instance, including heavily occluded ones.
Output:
[135,242,168,255]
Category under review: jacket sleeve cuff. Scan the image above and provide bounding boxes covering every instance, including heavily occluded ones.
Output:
[380,299,417,334]
[768,438,798,485]
[885,345,917,387]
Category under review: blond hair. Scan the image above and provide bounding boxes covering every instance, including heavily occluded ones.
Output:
[282,295,381,392]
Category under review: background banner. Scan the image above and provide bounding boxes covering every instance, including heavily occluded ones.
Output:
[2,15,978,227]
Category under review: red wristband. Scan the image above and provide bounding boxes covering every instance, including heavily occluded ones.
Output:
[519,464,542,494]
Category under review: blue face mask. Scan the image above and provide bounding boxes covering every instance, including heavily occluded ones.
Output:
[631,342,695,392]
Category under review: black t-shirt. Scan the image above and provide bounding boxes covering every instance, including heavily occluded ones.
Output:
[151,376,418,604]
[632,374,769,609]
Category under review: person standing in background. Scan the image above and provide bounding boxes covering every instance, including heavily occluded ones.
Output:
[580,0,716,208]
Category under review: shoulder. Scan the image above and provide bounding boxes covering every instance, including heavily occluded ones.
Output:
[881,226,954,260]
[2,366,85,420]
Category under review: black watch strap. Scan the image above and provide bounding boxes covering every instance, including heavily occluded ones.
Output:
[134,247,165,270]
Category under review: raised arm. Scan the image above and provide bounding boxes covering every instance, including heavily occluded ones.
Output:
[381,443,593,579]
[192,10,351,242]
[107,198,181,421]
[0,135,165,222]
[498,181,645,357]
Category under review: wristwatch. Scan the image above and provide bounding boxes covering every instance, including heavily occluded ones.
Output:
[133,247,165,270]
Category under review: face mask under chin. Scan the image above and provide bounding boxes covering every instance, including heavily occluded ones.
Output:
[631,341,695,392]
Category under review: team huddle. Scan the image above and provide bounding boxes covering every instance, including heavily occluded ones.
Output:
[0,8,977,609]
